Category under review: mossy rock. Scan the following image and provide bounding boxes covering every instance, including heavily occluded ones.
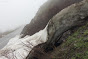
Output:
[51,23,88,59]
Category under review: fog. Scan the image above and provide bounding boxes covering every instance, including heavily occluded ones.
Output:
[0,0,47,32]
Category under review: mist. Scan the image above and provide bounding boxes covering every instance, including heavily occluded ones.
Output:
[0,0,47,32]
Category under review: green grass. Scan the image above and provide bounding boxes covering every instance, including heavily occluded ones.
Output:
[51,23,88,59]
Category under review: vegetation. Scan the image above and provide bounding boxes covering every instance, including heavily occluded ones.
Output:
[51,23,88,59]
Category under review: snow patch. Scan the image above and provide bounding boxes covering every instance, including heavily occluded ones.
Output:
[0,27,47,59]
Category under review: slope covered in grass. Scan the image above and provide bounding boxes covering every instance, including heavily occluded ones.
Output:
[52,23,88,59]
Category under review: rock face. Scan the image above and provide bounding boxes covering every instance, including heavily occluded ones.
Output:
[26,0,88,59]
[21,0,83,38]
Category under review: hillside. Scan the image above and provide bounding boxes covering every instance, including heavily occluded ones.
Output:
[51,23,88,59]
[0,0,88,59]
[26,0,88,59]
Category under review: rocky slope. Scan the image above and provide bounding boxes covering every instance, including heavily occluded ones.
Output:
[26,0,88,59]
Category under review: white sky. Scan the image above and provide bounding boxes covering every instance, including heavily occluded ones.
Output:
[0,0,47,32]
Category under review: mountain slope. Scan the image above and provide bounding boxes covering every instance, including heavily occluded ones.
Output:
[51,23,88,59]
